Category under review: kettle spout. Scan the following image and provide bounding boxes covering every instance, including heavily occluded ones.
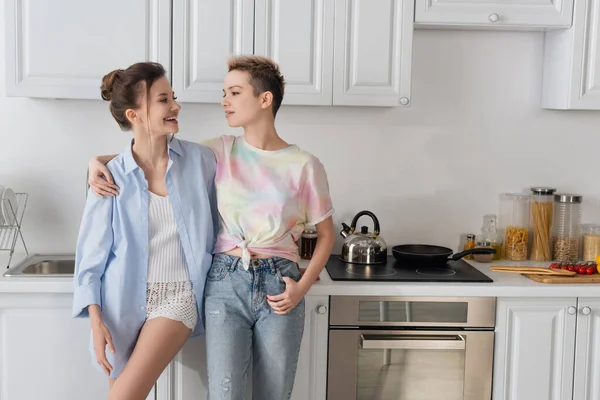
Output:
[340,222,351,238]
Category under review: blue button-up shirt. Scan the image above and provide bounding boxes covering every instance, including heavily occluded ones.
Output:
[72,138,218,378]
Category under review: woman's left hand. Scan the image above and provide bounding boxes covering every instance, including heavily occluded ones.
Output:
[267,277,306,315]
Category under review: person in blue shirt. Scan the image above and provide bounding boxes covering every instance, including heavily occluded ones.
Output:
[72,62,217,400]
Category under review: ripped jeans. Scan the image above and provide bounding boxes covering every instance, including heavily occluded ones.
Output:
[204,253,305,400]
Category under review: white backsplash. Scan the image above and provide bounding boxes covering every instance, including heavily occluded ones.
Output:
[1,10,599,254]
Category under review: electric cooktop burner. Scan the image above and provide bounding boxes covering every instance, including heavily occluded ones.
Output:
[326,255,493,283]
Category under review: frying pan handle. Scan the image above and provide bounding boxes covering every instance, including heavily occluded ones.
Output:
[450,248,496,261]
[350,210,381,235]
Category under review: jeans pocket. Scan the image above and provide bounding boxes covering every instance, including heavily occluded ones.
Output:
[275,260,302,283]
[206,259,229,282]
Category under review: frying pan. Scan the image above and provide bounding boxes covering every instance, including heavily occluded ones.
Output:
[392,244,496,266]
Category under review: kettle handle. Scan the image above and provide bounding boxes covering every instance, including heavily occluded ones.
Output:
[350,210,381,235]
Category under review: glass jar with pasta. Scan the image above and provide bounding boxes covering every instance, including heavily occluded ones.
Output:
[582,224,600,261]
[500,193,530,261]
[551,194,583,262]
[530,187,556,261]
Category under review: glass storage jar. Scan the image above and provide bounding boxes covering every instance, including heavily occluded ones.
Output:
[551,194,582,262]
[500,193,530,261]
[582,224,600,262]
[530,187,556,261]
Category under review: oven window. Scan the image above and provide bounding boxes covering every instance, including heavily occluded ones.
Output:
[358,301,468,323]
[357,342,465,400]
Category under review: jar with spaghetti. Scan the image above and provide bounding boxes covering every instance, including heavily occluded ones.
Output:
[500,193,530,261]
[551,194,582,262]
[530,187,556,261]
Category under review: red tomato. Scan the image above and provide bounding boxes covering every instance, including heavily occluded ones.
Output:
[587,267,596,275]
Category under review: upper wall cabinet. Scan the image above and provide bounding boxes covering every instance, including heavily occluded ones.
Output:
[172,0,254,103]
[415,0,573,29]
[333,0,414,106]
[542,0,600,110]
[254,0,335,106]
[4,0,172,99]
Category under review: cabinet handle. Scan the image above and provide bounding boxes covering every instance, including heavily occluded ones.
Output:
[488,13,499,23]
[568,306,577,315]
[316,305,328,314]
[399,97,409,106]
[581,306,592,316]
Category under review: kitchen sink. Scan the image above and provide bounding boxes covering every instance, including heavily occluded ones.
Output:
[3,254,75,277]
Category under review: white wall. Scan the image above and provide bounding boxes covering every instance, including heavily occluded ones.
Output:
[1,13,600,255]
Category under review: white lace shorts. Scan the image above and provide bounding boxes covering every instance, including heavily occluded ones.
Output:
[145,281,198,330]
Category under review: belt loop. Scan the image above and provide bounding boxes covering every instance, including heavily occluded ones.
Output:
[231,256,239,272]
[268,258,276,274]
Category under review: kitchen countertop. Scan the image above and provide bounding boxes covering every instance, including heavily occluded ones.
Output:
[1,253,600,297]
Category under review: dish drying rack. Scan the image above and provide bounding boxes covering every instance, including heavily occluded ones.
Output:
[1,193,28,268]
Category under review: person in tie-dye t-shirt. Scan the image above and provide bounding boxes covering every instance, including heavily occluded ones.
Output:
[87,56,335,399]
[198,56,335,399]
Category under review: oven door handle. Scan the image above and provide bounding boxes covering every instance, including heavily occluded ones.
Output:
[360,334,466,350]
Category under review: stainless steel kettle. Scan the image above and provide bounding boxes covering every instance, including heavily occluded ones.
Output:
[340,210,387,264]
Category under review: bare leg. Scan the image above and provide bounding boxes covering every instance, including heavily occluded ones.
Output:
[109,378,116,391]
[108,318,190,400]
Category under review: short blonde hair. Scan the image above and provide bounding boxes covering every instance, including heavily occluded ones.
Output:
[227,55,285,117]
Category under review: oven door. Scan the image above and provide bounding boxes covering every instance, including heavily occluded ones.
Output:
[327,329,494,400]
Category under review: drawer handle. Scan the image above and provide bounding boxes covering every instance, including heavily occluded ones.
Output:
[360,334,466,350]
[489,13,499,23]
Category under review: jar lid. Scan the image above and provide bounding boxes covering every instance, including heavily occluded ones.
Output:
[302,229,318,238]
[466,234,476,240]
[477,240,491,246]
[554,194,583,203]
[531,187,557,195]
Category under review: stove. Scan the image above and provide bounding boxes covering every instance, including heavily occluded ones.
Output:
[325,255,493,283]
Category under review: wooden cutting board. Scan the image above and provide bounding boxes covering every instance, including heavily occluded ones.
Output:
[525,274,600,284]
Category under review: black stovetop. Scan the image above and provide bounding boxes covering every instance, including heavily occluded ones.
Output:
[325,255,493,283]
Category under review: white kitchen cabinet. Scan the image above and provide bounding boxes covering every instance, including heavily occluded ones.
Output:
[4,0,171,99]
[0,293,157,400]
[415,0,573,29]
[542,0,600,110]
[292,295,329,400]
[493,297,577,400]
[573,298,600,400]
[171,0,254,103]
[157,335,209,400]
[254,0,335,106]
[333,0,414,107]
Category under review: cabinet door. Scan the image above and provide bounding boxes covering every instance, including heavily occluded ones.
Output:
[493,297,577,400]
[415,0,573,28]
[0,294,110,399]
[159,335,209,400]
[573,298,600,400]
[332,0,414,107]
[254,0,334,106]
[4,0,171,99]
[291,295,329,400]
[542,0,600,109]
[172,0,254,103]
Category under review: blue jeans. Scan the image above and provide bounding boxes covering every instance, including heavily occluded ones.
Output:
[204,253,306,400]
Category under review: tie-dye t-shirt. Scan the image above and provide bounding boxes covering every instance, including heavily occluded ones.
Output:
[202,135,334,269]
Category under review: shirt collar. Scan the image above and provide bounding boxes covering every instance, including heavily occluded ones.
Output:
[123,137,183,175]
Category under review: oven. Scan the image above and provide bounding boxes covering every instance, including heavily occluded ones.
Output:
[327,296,496,400]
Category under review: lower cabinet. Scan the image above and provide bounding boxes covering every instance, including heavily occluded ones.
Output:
[493,297,600,400]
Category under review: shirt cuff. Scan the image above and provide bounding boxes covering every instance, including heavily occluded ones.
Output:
[72,281,101,318]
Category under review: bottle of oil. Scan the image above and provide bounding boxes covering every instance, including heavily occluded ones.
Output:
[463,234,476,259]
[479,214,502,261]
